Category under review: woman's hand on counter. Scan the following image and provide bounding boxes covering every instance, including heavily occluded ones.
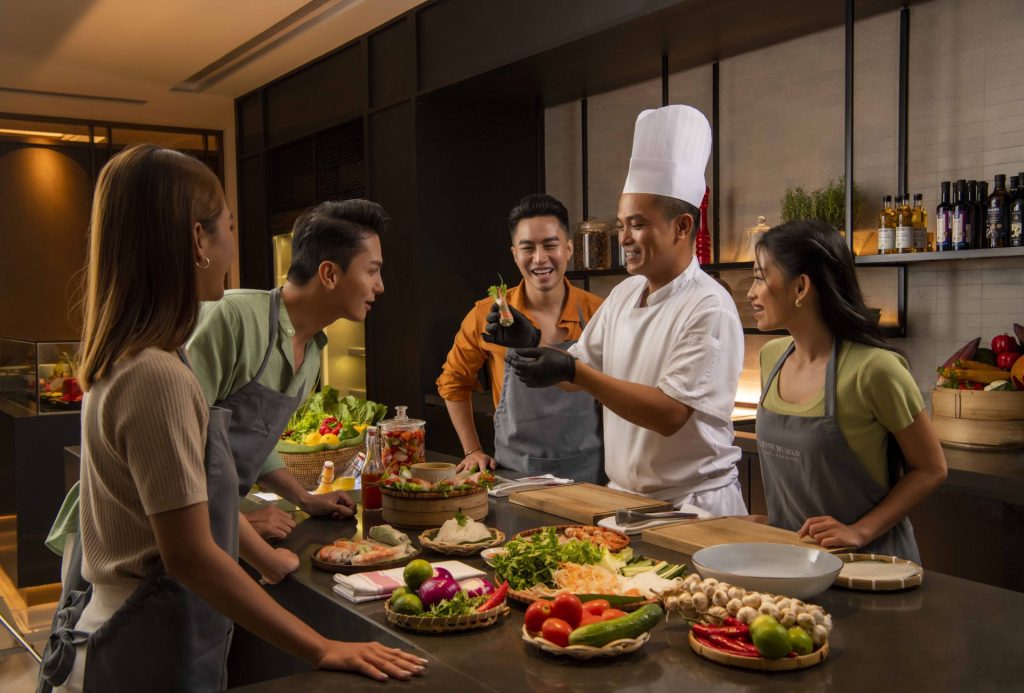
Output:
[797,515,865,549]
[456,450,497,473]
[245,505,297,540]
[259,547,300,585]
[317,640,428,681]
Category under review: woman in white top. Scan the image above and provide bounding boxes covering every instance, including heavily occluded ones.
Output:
[42,145,425,692]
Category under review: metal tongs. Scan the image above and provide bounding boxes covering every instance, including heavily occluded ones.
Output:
[613,508,698,527]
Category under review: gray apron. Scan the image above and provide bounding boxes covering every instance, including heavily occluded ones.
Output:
[39,351,240,692]
[756,340,920,562]
[493,308,604,484]
[217,288,307,496]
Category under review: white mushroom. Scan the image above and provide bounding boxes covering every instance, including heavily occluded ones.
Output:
[691,591,709,613]
[796,612,815,630]
[727,586,745,601]
[701,579,720,598]
[779,609,797,627]
[812,610,826,625]
[758,603,781,620]
[712,589,730,607]
[776,598,792,611]
[708,606,728,621]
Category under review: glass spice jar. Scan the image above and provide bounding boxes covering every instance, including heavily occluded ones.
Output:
[578,218,611,270]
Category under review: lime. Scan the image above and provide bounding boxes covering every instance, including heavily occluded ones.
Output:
[787,626,814,656]
[752,622,791,659]
[391,593,424,616]
[389,586,411,604]
[750,614,779,636]
[403,559,433,591]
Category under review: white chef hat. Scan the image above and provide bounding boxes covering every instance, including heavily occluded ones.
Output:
[622,105,711,207]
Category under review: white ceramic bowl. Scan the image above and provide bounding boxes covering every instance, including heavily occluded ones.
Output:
[480,547,505,567]
[691,543,843,599]
[410,462,456,484]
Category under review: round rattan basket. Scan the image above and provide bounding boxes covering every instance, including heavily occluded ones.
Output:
[521,626,650,659]
[279,446,361,492]
[418,528,505,556]
[688,630,829,670]
[384,601,510,633]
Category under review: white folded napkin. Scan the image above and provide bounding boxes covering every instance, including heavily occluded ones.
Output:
[488,474,574,497]
[332,560,486,603]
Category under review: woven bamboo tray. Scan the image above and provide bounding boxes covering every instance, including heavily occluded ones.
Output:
[688,630,829,671]
[311,546,420,575]
[521,625,650,659]
[280,446,361,491]
[833,553,923,591]
[384,601,510,633]
[418,528,505,556]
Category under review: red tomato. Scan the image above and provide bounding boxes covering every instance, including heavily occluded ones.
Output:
[540,618,573,647]
[549,593,583,628]
[582,599,610,617]
[996,350,1021,370]
[992,334,1017,354]
[599,608,629,622]
[577,613,603,627]
[524,600,552,633]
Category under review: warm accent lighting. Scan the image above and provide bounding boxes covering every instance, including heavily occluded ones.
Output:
[0,128,106,143]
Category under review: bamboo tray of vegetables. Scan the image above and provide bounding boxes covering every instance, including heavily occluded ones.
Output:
[276,386,388,455]
[492,526,687,610]
[521,599,663,660]
[385,600,511,634]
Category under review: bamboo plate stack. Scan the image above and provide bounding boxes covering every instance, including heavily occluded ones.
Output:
[931,388,1024,449]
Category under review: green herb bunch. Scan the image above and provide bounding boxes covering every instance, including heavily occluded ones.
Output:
[491,527,603,590]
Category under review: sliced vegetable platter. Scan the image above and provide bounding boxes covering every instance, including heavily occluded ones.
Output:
[492,525,687,610]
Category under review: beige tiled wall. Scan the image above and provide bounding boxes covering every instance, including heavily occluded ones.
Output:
[546,0,1024,407]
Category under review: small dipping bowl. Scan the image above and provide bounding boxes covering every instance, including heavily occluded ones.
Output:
[410,462,457,484]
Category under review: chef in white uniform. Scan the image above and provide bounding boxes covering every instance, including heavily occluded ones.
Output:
[501,105,746,515]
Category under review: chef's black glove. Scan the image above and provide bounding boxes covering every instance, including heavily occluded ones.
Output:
[508,347,576,387]
[482,303,540,348]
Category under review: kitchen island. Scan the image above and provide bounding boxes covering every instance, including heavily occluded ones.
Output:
[230,487,1024,691]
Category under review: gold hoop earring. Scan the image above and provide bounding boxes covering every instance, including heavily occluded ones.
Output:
[795,298,802,308]
[196,256,211,269]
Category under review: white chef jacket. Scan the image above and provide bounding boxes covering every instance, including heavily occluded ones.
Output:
[569,258,744,506]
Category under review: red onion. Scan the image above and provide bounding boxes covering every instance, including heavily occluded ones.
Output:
[458,577,495,599]
[433,567,454,581]
[418,576,459,607]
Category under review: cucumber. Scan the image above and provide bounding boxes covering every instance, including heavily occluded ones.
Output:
[657,564,688,580]
[568,603,664,647]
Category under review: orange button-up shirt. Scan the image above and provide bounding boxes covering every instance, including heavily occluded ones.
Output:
[436,278,604,410]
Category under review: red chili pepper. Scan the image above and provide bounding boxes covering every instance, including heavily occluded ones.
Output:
[692,623,750,640]
[477,580,509,612]
[701,633,761,657]
[723,616,744,628]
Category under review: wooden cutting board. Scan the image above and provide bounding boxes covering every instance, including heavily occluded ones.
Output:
[509,483,671,524]
[642,517,847,556]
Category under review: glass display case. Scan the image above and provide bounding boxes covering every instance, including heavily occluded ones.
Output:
[0,338,83,415]
[273,233,367,397]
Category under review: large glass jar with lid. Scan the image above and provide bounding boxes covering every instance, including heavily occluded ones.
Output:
[377,405,425,472]
[577,218,611,270]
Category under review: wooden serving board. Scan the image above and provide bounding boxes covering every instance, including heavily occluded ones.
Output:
[508,483,671,524]
[642,517,848,556]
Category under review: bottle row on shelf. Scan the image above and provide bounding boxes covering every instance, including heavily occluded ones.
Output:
[877,173,1024,254]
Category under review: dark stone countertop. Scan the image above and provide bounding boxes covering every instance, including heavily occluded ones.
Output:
[231,488,1024,691]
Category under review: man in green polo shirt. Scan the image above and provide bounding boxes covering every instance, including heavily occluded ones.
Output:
[187,199,387,541]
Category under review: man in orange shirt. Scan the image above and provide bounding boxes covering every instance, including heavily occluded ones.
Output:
[436,194,605,481]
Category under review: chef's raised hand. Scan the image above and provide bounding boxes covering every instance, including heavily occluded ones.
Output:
[482,303,540,348]
[798,515,866,549]
[301,489,356,519]
[508,347,576,388]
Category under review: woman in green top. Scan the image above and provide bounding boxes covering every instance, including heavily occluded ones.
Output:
[747,220,946,559]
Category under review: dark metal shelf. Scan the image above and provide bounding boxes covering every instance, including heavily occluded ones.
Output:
[855,246,1024,265]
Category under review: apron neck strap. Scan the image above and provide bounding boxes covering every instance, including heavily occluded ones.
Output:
[758,338,841,416]
[576,303,587,330]
[253,288,283,380]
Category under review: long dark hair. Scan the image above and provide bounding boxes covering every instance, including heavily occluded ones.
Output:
[754,219,904,358]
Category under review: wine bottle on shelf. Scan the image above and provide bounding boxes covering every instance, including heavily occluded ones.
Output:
[877,195,895,255]
[1011,173,1024,247]
[974,181,989,249]
[1010,175,1020,197]
[935,181,953,252]
[952,180,972,251]
[895,194,914,254]
[912,193,928,252]
[986,174,1011,248]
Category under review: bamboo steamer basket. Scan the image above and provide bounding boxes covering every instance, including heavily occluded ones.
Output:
[931,387,1024,449]
[279,446,361,491]
[381,487,488,528]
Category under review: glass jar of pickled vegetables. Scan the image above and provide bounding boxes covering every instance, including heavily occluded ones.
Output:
[378,405,426,473]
